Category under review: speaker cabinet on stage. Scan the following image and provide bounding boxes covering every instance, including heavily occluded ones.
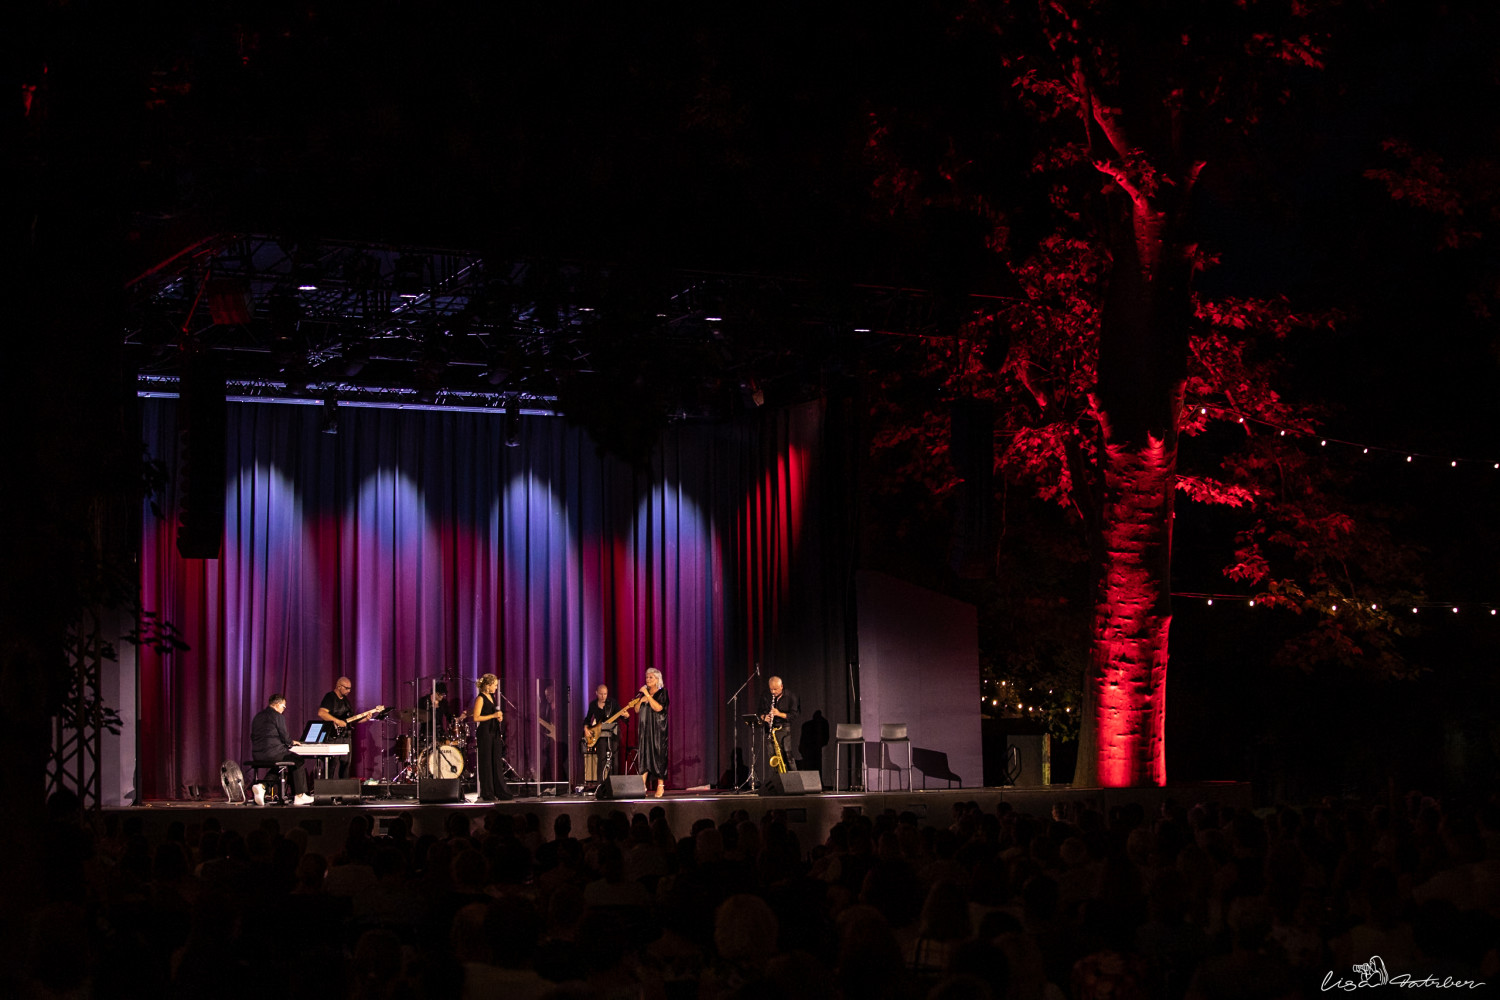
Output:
[313,778,362,804]
[595,775,646,800]
[418,777,461,803]
[761,771,823,796]
[1006,734,1051,786]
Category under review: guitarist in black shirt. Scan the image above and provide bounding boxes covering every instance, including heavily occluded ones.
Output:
[318,676,385,779]
[582,684,623,778]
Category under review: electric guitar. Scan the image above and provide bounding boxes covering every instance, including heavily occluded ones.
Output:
[331,704,387,731]
[583,696,642,749]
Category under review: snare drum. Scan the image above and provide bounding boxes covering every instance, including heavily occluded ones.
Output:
[425,744,465,779]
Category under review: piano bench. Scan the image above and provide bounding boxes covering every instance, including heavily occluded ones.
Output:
[244,760,297,804]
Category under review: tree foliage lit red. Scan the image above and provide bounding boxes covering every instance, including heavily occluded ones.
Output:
[861,0,1425,786]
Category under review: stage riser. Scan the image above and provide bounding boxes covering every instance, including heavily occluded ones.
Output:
[112,783,1249,857]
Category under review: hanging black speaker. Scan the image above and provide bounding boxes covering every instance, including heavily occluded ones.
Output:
[948,398,995,578]
[176,351,227,559]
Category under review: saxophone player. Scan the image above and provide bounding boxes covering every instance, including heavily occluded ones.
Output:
[757,675,800,771]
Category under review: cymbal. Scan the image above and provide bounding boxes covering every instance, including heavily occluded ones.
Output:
[397,709,417,721]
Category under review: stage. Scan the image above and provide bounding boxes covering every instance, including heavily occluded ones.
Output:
[111,781,1251,855]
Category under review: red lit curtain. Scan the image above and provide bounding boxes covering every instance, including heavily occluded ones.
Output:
[138,398,836,799]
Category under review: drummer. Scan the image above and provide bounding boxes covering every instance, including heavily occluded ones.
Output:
[416,682,455,734]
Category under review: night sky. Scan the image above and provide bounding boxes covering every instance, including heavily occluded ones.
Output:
[11,1,1500,796]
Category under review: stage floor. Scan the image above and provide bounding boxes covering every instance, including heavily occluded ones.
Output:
[112,781,1250,854]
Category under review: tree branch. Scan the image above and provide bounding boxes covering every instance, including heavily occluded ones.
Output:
[1093,158,1149,212]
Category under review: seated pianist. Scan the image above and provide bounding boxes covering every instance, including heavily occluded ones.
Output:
[250,693,313,805]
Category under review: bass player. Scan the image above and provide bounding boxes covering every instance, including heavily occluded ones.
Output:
[318,675,386,779]
[582,683,621,778]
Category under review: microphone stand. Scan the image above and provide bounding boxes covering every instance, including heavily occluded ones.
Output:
[499,689,521,785]
[726,663,759,793]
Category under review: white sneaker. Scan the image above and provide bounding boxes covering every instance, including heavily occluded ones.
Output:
[293,793,314,806]
[252,783,266,807]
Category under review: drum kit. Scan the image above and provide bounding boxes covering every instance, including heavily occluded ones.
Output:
[388,713,472,783]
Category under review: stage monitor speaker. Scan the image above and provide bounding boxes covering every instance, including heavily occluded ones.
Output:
[595,775,646,800]
[314,778,362,803]
[761,770,823,796]
[418,777,462,803]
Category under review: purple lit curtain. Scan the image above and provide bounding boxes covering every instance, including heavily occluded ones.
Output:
[138,398,836,799]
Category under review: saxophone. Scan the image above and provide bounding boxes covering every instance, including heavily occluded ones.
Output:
[767,722,787,774]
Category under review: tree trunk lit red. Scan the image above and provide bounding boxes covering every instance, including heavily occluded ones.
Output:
[1082,436,1176,786]
[1074,200,1190,788]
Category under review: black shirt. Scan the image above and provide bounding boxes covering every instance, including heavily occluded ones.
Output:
[583,697,621,736]
[320,691,352,741]
[250,706,293,761]
[757,688,800,732]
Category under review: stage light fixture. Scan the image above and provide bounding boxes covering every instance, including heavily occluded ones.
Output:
[321,395,339,435]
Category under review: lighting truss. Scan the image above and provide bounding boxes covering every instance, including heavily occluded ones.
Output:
[125,233,976,412]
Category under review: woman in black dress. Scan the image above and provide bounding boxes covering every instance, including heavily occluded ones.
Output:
[635,668,669,797]
[471,673,511,800]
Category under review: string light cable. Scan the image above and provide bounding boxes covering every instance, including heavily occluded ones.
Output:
[1185,404,1500,470]
[1173,592,1499,616]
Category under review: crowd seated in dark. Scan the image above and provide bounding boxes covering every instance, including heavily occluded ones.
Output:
[14,787,1500,999]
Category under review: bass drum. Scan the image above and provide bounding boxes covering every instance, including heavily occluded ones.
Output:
[424,744,465,779]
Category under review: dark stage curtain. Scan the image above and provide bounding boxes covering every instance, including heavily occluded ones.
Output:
[138,398,845,798]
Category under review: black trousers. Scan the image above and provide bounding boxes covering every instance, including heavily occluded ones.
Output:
[767,728,797,771]
[477,727,509,799]
[595,737,617,776]
[329,740,351,779]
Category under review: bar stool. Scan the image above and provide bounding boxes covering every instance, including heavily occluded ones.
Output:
[834,723,864,791]
[244,760,296,804]
[878,723,912,791]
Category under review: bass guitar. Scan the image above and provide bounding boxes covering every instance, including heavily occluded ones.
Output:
[332,704,387,731]
[583,695,643,749]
